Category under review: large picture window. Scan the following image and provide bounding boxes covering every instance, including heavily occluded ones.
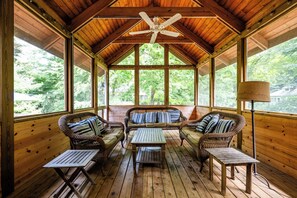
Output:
[139,70,164,105]
[139,44,164,65]
[98,67,106,106]
[109,70,134,105]
[73,47,92,109]
[169,70,194,105]
[14,3,65,117]
[198,64,210,106]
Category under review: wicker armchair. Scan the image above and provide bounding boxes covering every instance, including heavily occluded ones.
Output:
[58,112,125,161]
[180,111,245,172]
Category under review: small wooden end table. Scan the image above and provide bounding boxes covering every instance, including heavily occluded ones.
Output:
[206,148,259,195]
[131,128,166,174]
[43,149,99,198]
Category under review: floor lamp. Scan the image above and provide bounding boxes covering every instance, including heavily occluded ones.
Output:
[237,81,272,186]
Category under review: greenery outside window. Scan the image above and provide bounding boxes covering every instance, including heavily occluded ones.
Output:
[169,52,186,65]
[98,67,106,106]
[109,70,135,105]
[117,51,135,65]
[73,47,92,109]
[169,70,194,105]
[139,44,164,65]
[139,70,164,105]
[198,64,210,106]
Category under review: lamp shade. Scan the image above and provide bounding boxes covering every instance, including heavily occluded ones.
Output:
[237,81,271,102]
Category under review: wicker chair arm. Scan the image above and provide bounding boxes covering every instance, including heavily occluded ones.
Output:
[104,120,124,129]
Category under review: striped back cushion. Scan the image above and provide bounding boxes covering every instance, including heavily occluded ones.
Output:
[167,110,180,122]
[214,119,235,133]
[132,113,145,124]
[157,112,171,123]
[97,119,105,135]
[205,114,220,133]
[196,114,213,132]
[145,112,157,123]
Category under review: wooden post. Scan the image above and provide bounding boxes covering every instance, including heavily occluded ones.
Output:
[106,70,110,120]
[135,45,139,106]
[93,58,98,113]
[66,36,74,113]
[194,67,198,106]
[164,44,169,106]
[209,58,215,111]
[237,38,247,149]
[0,0,14,196]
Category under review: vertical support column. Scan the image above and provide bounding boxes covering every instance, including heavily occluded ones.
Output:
[106,70,110,120]
[135,45,139,106]
[164,44,169,106]
[209,57,215,111]
[194,67,198,106]
[93,58,98,113]
[237,38,247,149]
[66,36,74,113]
[0,0,14,196]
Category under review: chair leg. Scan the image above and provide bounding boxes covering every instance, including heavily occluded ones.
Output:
[180,139,184,146]
[121,140,124,148]
[199,160,204,172]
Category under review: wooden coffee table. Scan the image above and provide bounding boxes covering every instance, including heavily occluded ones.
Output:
[206,148,259,195]
[131,128,166,174]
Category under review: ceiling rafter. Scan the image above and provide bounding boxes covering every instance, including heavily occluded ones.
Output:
[169,44,197,65]
[69,0,117,33]
[96,7,216,19]
[93,19,141,54]
[192,0,245,34]
[172,21,214,54]
[114,35,193,44]
[106,44,135,65]
[250,33,269,50]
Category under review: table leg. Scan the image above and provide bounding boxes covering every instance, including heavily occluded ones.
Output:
[246,163,252,194]
[221,164,226,195]
[231,165,235,180]
[81,168,96,185]
[161,145,165,168]
[209,155,213,181]
[132,144,137,174]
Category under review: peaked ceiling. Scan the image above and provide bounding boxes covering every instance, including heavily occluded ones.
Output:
[27,0,291,65]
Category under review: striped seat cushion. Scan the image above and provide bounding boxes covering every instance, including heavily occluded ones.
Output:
[195,114,213,132]
[205,114,220,133]
[213,119,235,133]
[145,112,157,123]
[167,110,180,122]
[131,113,145,124]
[157,112,172,123]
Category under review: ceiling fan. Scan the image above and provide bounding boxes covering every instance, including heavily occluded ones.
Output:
[129,12,182,44]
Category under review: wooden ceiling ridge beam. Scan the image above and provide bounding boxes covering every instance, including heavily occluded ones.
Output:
[250,33,268,50]
[169,44,197,65]
[69,0,117,33]
[93,19,141,54]
[96,7,216,18]
[172,21,214,54]
[106,44,135,65]
[192,0,245,34]
[114,35,193,44]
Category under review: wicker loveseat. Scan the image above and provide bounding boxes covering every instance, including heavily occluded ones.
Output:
[58,112,125,161]
[180,111,245,171]
[124,106,187,138]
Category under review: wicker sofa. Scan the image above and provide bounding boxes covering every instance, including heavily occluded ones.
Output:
[180,111,245,171]
[58,112,125,161]
[124,106,187,138]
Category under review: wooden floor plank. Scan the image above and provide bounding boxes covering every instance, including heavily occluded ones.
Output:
[118,151,134,198]
[152,166,165,198]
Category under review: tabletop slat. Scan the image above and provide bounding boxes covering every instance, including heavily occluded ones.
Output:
[131,128,166,144]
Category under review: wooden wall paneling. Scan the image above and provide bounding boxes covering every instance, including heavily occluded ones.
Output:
[0,0,14,195]
[196,106,210,118]
[135,45,139,106]
[209,58,215,111]
[164,45,169,106]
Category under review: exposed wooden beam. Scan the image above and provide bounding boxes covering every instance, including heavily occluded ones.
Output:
[106,44,135,65]
[69,0,117,33]
[169,44,197,65]
[0,0,14,196]
[193,0,245,34]
[93,19,141,54]
[96,7,216,19]
[43,35,60,50]
[110,65,195,70]
[114,35,193,44]
[217,54,231,66]
[250,33,268,50]
[172,21,214,54]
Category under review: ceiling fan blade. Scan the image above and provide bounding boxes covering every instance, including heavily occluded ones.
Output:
[150,32,158,44]
[160,13,182,29]
[129,30,152,35]
[160,30,179,37]
[139,12,154,28]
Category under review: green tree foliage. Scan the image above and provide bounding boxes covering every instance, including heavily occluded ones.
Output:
[169,52,186,65]
[139,44,164,65]
[169,70,194,105]
[198,71,210,106]
[98,74,106,106]
[139,70,164,105]
[117,51,135,65]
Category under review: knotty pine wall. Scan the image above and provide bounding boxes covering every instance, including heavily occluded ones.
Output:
[14,115,69,189]
[197,106,297,180]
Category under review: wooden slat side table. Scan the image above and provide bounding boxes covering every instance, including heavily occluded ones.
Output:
[131,128,166,174]
[43,149,99,198]
[206,148,259,195]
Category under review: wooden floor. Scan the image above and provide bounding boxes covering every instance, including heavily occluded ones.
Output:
[13,130,297,198]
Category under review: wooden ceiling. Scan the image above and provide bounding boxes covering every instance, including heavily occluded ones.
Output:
[19,0,296,66]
